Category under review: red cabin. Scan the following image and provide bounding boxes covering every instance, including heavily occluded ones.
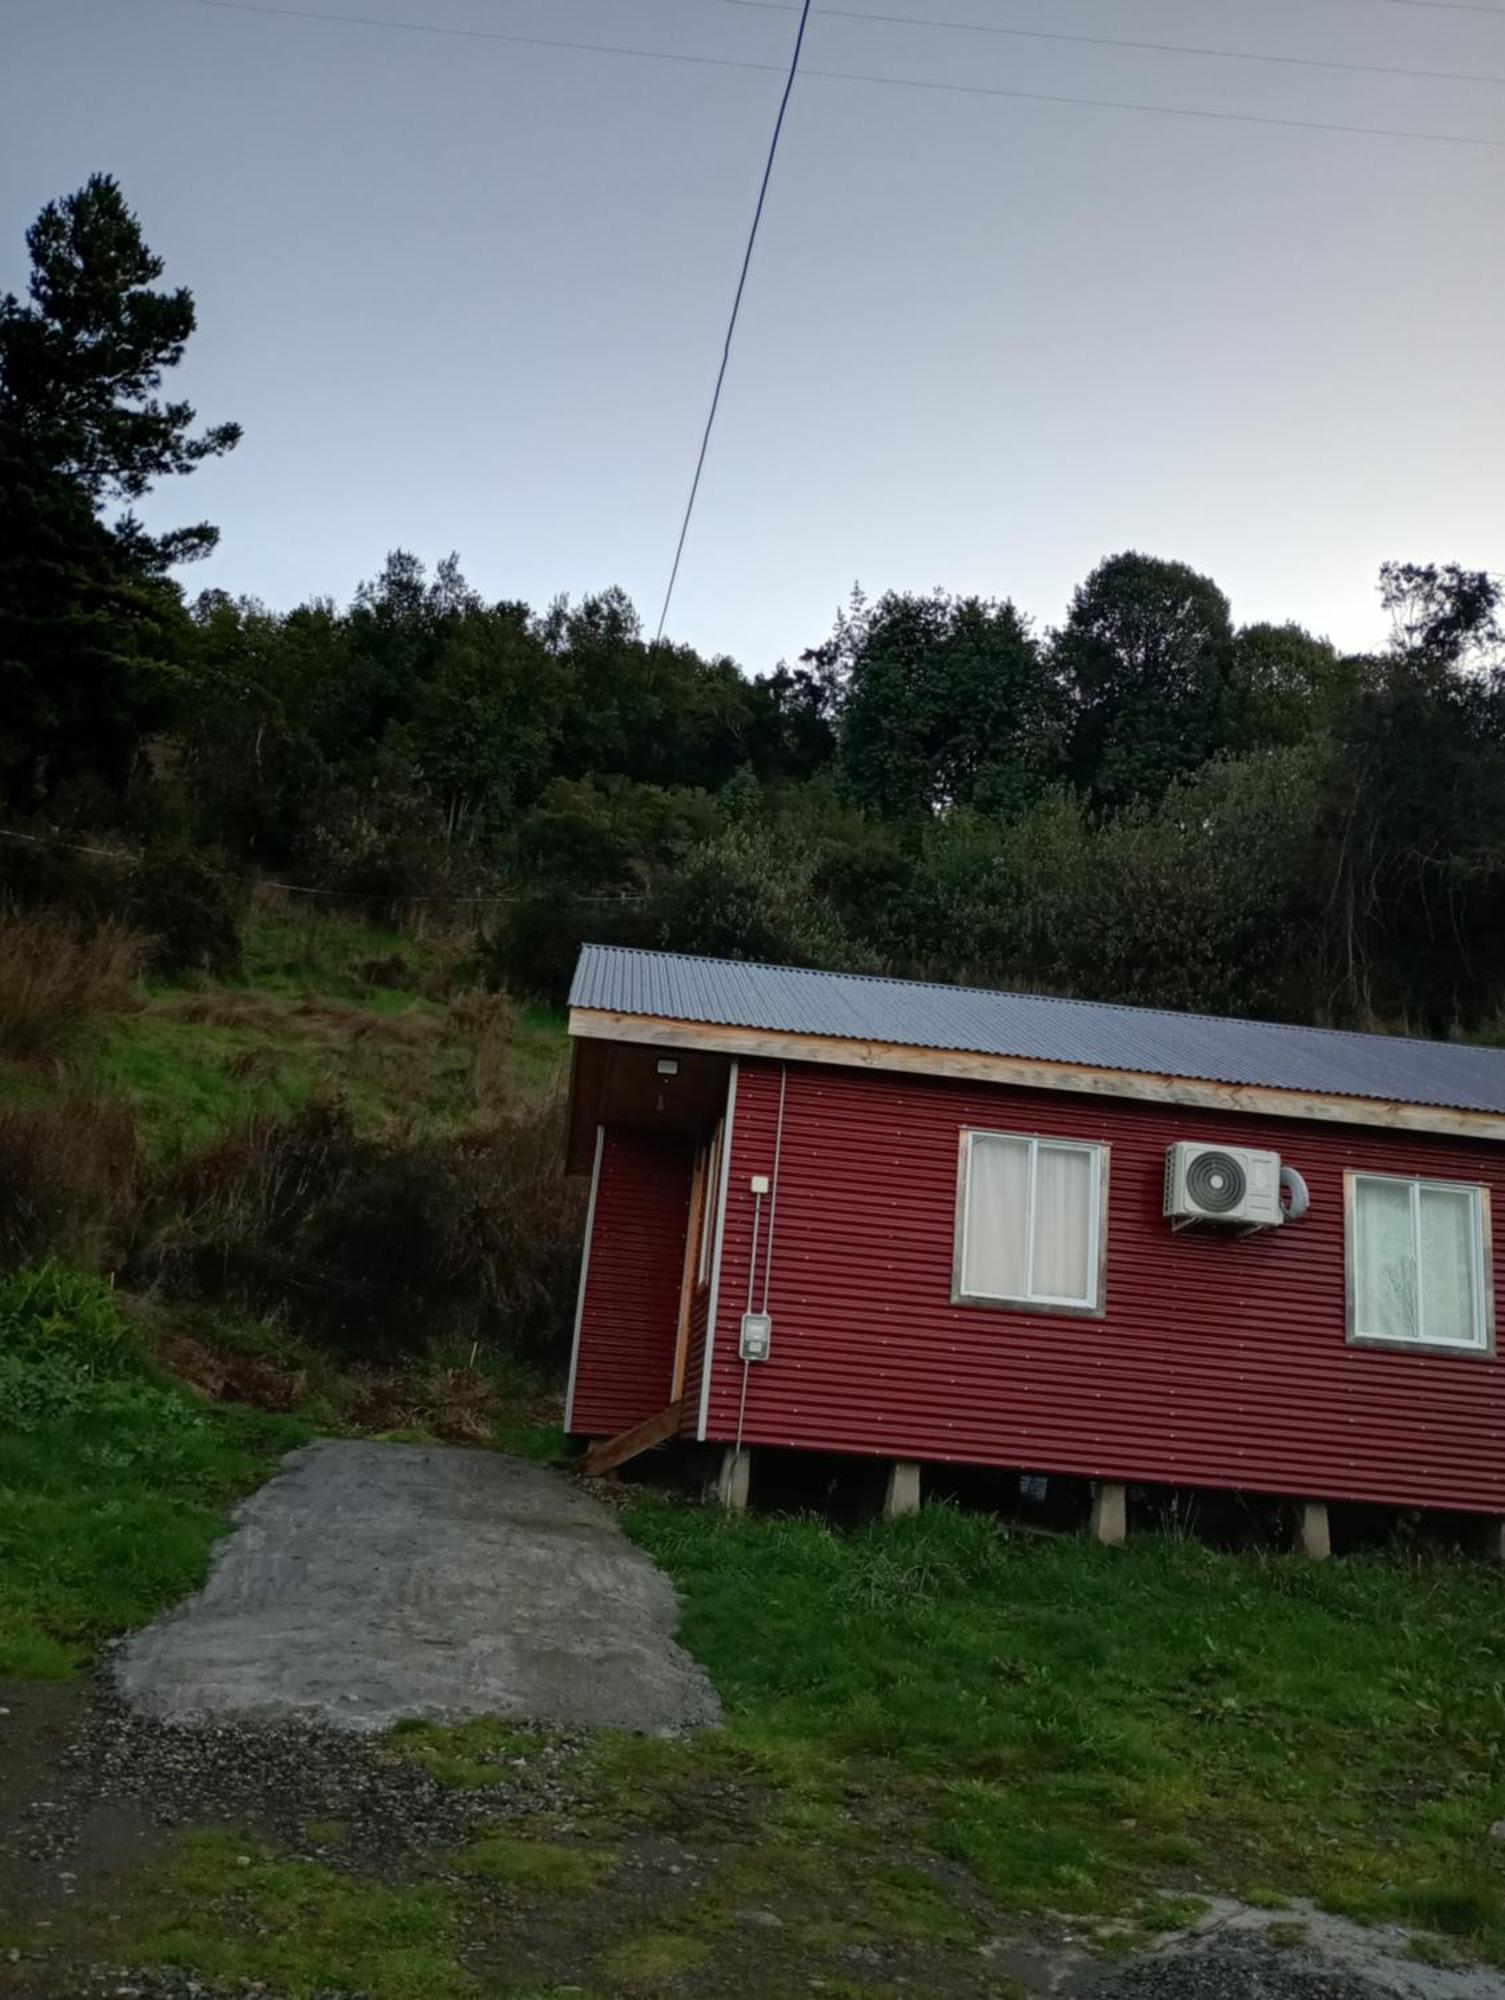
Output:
[563,946,1505,1542]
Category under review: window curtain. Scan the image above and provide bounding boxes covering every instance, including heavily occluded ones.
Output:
[1354,1178,1416,1340]
[1033,1145,1092,1301]
[1355,1178,1482,1347]
[1419,1185,1477,1346]
[963,1134,1030,1298]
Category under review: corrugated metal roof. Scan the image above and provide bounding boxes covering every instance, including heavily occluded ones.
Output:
[569,944,1505,1117]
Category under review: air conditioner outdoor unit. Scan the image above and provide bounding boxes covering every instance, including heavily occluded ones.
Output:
[1164,1142,1284,1230]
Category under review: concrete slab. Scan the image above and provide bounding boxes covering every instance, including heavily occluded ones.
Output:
[115,1441,722,1736]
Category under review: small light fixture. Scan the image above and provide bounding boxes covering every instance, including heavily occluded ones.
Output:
[656,1058,679,1077]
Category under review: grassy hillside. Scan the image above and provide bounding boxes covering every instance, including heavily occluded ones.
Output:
[0,898,576,1679]
[84,908,567,1157]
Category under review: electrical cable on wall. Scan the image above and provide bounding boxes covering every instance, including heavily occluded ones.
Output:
[734,1062,789,1465]
[762,1061,788,1315]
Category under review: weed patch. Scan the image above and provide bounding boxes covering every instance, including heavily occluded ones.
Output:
[140,1090,584,1362]
[0,908,140,1063]
[0,1092,138,1271]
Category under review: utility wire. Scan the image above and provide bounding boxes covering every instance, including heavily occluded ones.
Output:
[0,828,645,905]
[1231,0,1505,15]
[654,0,811,643]
[733,0,1505,16]
[180,0,788,69]
[718,0,1505,89]
[172,1,1505,148]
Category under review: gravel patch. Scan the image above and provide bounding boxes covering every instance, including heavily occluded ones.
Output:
[2,1677,601,2000]
[114,1442,721,1736]
[1104,1937,1395,1998]
[6,1674,589,1878]
[6,1684,1499,2000]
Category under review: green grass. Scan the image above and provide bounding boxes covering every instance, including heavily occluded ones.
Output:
[390,1716,537,1788]
[597,1930,710,1991]
[86,1012,317,1157]
[619,1499,1505,1962]
[511,1002,570,1091]
[0,1266,309,1677]
[79,913,568,1158]
[114,1829,469,2000]
[459,1834,615,1894]
[239,912,451,1005]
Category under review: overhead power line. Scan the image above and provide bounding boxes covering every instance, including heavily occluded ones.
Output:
[1277,0,1505,15]
[174,0,1505,149]
[718,0,1505,89]
[181,0,786,69]
[655,0,813,644]
[732,0,1505,17]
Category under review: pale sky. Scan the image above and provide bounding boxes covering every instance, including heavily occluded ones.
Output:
[4,0,1502,671]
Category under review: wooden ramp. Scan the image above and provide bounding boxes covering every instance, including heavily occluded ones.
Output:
[581,1398,686,1479]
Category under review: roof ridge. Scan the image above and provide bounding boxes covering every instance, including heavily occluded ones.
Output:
[575,942,1503,1064]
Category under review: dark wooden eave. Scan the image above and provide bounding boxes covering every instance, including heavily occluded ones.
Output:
[564,1035,732,1174]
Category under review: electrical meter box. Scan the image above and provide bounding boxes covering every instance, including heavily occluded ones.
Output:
[740,1312,772,1362]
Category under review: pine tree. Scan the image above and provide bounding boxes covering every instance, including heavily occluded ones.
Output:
[0,175,239,806]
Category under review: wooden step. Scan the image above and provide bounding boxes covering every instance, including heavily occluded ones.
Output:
[581,1398,686,1479]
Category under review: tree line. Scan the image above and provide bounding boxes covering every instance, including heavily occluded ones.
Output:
[3,176,1503,1031]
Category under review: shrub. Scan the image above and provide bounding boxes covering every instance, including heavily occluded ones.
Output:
[0,1094,139,1273]
[0,907,141,1061]
[0,829,127,918]
[487,886,660,1006]
[0,1262,139,1372]
[445,1093,587,1359]
[447,987,518,1113]
[128,847,243,979]
[145,1099,370,1330]
[0,1263,194,1445]
[143,1092,586,1364]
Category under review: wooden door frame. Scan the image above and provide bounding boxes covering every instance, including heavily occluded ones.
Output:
[670,1147,707,1401]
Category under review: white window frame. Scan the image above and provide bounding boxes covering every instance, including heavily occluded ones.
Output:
[1344,1169,1494,1357]
[953,1128,1109,1317]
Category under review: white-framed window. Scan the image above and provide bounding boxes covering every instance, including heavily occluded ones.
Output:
[954,1128,1108,1315]
[1347,1171,1493,1355]
[696,1119,724,1287]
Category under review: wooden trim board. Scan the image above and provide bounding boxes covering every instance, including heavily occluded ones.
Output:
[562,1123,604,1433]
[569,1007,1505,1147]
[671,1150,706,1402]
[581,1398,686,1479]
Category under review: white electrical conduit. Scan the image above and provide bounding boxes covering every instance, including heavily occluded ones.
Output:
[733,1062,790,1469]
[762,1061,788,1314]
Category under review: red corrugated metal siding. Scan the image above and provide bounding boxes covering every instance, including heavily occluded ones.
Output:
[702,1060,1505,1510]
[569,1127,692,1437]
[678,1287,711,1438]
